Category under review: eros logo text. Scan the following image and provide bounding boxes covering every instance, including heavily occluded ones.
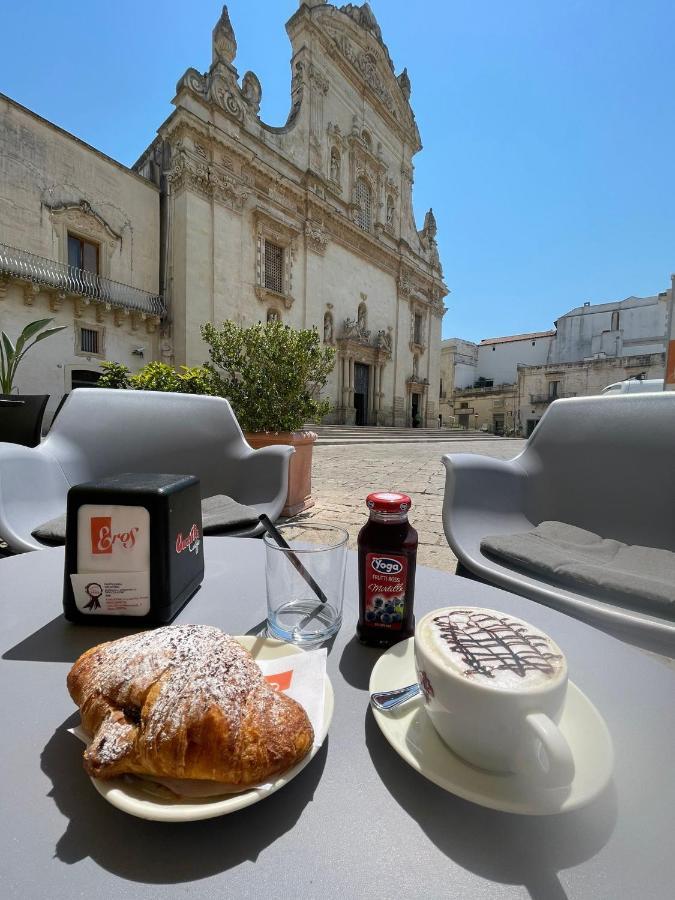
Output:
[371,557,403,575]
[90,517,139,555]
[176,523,201,554]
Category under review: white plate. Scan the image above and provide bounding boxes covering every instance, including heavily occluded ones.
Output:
[90,636,334,822]
[369,637,614,815]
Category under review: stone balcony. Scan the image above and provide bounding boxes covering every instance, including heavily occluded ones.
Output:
[0,242,165,318]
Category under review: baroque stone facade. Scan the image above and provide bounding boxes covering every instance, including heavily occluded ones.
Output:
[135,2,447,426]
[0,94,162,423]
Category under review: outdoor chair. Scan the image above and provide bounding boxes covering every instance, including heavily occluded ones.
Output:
[0,388,293,553]
[442,392,675,651]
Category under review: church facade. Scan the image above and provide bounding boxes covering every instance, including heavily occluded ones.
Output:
[136,2,447,426]
[0,2,446,427]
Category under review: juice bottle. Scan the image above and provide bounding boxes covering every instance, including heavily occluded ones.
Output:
[357,491,418,648]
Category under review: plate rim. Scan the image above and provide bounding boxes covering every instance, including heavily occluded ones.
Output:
[369,636,614,816]
[89,635,334,821]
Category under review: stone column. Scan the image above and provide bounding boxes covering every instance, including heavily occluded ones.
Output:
[348,356,355,405]
[378,364,384,411]
[368,364,375,421]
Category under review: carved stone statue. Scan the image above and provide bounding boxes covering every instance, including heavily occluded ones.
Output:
[343,316,370,344]
[358,303,367,330]
[330,148,341,183]
[376,329,392,353]
[423,208,437,241]
[386,196,394,227]
[398,68,411,102]
[213,6,237,66]
[242,71,262,114]
[324,312,333,343]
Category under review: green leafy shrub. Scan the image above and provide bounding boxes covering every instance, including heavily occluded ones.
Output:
[97,360,216,394]
[202,320,335,432]
[97,361,131,389]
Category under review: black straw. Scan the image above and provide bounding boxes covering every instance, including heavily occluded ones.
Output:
[258,514,329,605]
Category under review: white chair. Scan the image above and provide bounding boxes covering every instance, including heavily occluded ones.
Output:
[442,392,675,652]
[0,388,293,553]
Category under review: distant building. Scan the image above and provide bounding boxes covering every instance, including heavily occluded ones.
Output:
[440,289,670,435]
[439,331,554,433]
[0,95,162,422]
[438,337,477,425]
[476,331,555,384]
[549,294,667,364]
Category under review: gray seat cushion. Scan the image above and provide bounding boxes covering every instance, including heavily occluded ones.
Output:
[481,521,675,619]
[32,495,260,544]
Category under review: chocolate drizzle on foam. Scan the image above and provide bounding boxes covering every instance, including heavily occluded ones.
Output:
[433,610,562,681]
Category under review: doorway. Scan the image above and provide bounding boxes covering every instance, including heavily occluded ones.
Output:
[411,392,421,427]
[354,363,370,426]
[526,419,539,437]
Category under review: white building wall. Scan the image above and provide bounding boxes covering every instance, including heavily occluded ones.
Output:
[550,295,668,363]
[477,335,554,385]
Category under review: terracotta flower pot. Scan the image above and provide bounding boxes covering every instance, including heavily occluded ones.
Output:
[245,430,317,517]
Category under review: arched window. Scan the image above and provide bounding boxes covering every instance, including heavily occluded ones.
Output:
[330,147,341,183]
[611,310,620,331]
[361,129,372,151]
[267,308,281,323]
[354,177,372,231]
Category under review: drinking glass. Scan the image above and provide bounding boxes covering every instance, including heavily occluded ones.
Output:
[264,523,348,646]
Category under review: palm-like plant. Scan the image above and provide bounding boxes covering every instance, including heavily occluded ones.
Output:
[0,318,68,394]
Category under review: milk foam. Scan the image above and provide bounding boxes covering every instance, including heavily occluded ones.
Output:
[420,608,564,690]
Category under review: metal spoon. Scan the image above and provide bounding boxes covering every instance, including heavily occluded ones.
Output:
[370,683,421,711]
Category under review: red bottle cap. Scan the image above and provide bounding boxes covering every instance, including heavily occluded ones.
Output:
[365,491,412,513]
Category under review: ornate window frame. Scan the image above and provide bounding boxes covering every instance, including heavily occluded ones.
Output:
[47,200,121,279]
[409,298,428,354]
[253,208,299,309]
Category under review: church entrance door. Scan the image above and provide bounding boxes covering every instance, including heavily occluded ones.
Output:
[354,363,370,426]
[411,392,421,427]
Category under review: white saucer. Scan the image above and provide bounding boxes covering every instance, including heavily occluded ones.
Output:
[90,636,334,822]
[369,637,613,816]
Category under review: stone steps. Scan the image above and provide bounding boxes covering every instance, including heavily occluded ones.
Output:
[305,425,508,445]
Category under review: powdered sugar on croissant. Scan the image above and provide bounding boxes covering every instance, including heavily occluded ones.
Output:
[67,624,314,785]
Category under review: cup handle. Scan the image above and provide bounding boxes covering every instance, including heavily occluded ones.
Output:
[516,712,575,788]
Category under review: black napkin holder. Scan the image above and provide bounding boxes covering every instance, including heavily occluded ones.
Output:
[63,473,204,625]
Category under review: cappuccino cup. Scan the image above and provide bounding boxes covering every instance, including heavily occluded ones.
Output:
[414,607,574,787]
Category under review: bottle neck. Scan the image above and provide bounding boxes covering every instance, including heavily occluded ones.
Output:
[368,510,409,524]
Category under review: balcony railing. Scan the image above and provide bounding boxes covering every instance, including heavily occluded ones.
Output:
[530,392,576,404]
[0,242,165,317]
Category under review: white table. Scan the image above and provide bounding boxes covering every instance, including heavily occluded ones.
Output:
[1,538,673,899]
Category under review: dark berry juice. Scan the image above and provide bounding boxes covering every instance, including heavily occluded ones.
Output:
[357,492,418,648]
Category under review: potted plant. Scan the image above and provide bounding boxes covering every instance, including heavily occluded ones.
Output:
[0,317,67,446]
[202,320,335,516]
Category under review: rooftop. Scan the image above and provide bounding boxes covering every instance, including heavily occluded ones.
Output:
[479,330,556,346]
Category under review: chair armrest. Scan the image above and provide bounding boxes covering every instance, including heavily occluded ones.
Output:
[442,453,532,567]
[231,444,294,520]
[0,443,70,553]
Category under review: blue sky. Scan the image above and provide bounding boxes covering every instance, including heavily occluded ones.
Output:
[2,1,673,341]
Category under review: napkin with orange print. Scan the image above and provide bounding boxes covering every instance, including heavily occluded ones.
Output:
[258,647,327,748]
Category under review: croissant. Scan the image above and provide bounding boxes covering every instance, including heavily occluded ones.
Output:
[67,624,314,786]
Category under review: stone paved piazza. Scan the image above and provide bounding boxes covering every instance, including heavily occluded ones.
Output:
[291,435,527,573]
